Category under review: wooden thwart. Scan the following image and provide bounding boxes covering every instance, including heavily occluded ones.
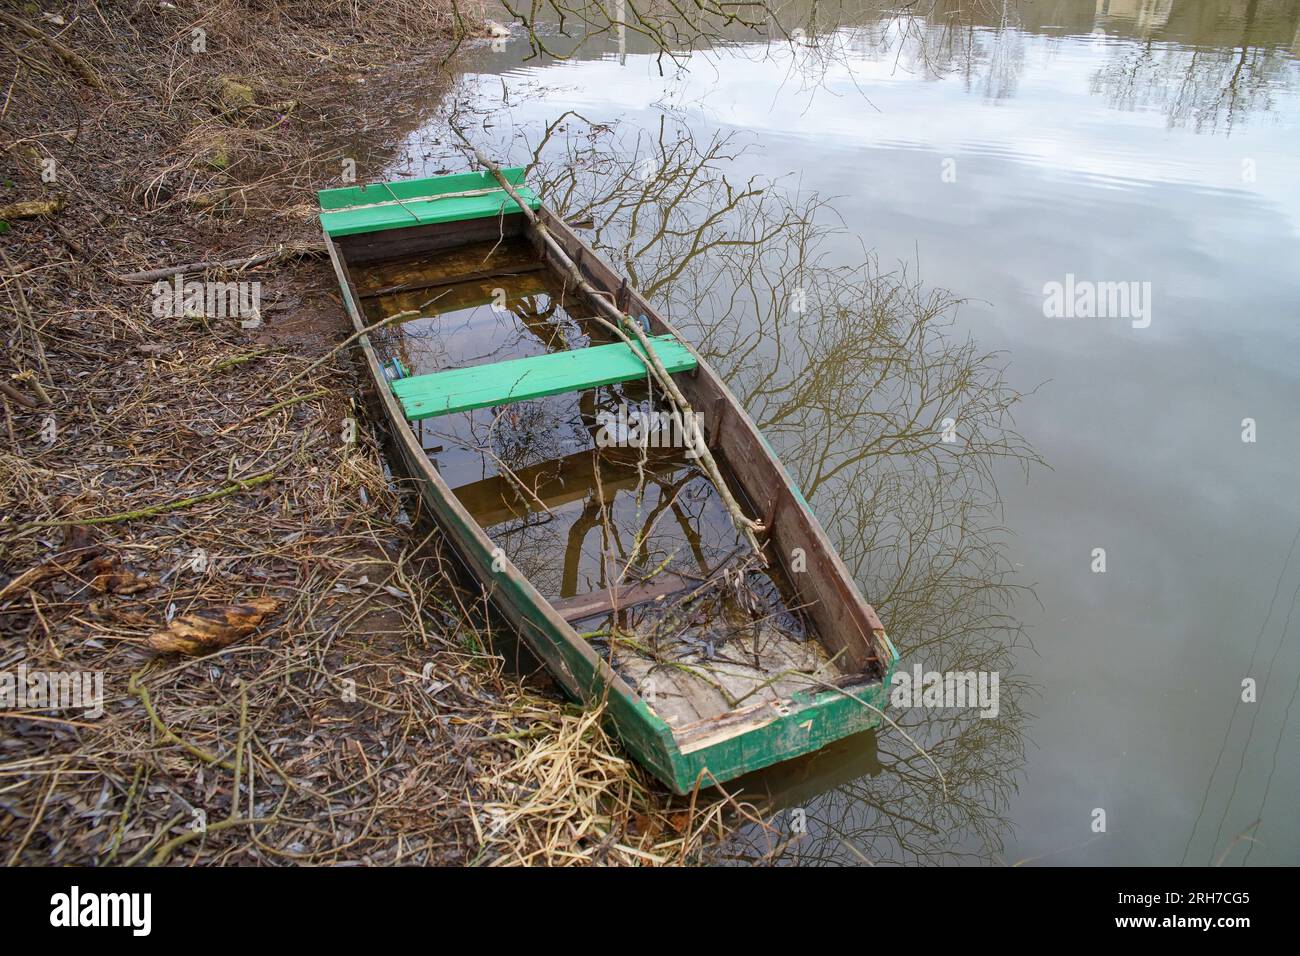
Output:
[451,446,684,528]
[552,573,693,623]
[318,168,540,238]
[390,334,697,421]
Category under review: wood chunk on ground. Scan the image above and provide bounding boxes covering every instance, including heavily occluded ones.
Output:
[148,597,279,655]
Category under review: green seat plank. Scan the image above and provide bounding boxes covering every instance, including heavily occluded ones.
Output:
[391,335,697,421]
[318,168,540,238]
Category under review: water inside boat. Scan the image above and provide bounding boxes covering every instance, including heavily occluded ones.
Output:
[355,238,848,729]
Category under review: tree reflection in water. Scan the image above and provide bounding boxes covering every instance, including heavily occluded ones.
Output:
[413,0,1300,867]
[434,115,1042,863]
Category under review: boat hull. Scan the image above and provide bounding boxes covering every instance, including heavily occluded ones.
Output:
[322,199,899,795]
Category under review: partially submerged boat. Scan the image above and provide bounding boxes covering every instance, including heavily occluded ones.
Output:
[318,167,898,794]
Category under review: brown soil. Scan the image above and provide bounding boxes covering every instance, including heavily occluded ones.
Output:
[0,1,751,865]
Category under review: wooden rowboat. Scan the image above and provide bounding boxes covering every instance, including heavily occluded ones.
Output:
[318,168,898,794]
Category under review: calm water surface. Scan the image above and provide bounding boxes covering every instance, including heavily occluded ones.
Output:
[392,0,1300,864]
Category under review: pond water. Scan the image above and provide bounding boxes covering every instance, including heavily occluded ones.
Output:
[389,0,1300,864]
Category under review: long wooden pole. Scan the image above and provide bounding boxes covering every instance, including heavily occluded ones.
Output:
[457,135,765,561]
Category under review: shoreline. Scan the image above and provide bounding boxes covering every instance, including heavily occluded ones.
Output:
[0,2,738,866]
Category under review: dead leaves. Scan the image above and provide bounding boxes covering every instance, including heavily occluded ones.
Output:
[148,597,279,655]
[0,558,77,602]
[633,810,692,840]
[0,524,99,602]
[86,556,157,595]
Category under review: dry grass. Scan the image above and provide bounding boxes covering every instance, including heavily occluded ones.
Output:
[475,699,765,866]
[0,0,741,866]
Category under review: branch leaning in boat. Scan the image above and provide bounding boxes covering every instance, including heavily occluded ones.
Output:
[454,130,767,563]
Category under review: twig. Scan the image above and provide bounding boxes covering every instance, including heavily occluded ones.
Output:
[212,348,276,371]
[0,12,107,92]
[104,765,143,865]
[5,763,65,865]
[15,470,279,529]
[11,370,51,406]
[149,814,274,866]
[812,676,950,799]
[0,380,37,409]
[456,132,765,561]
[218,390,329,435]
[276,303,437,394]
[114,246,323,284]
[129,671,238,772]
[121,811,185,868]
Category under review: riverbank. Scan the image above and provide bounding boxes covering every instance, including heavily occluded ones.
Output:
[0,1,742,865]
